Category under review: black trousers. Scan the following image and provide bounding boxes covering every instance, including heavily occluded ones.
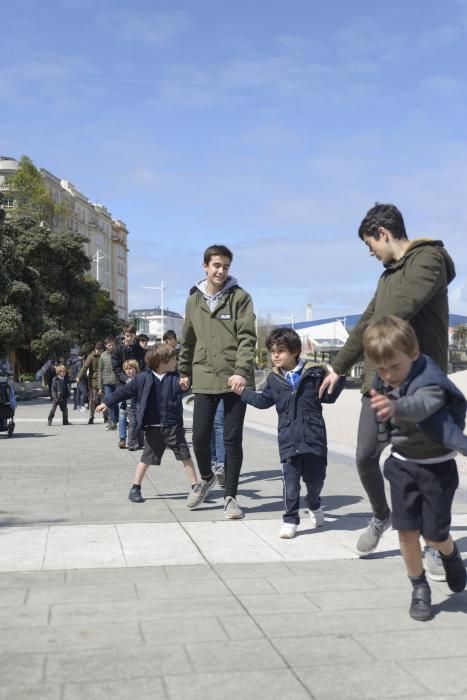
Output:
[48,399,68,424]
[192,393,246,498]
[356,395,391,521]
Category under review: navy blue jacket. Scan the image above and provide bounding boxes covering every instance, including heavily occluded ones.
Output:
[242,361,346,461]
[376,354,467,458]
[104,369,184,430]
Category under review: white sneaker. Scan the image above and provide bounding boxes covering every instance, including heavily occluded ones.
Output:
[309,506,325,528]
[279,523,297,539]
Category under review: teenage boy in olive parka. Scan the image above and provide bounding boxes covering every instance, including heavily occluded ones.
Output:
[178,244,256,519]
[320,203,456,559]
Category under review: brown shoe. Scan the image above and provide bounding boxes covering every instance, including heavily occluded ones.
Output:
[118,439,126,449]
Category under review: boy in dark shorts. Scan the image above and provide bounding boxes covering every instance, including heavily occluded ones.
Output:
[363,315,467,621]
[96,343,199,505]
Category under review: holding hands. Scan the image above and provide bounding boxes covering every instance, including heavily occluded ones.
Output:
[229,374,246,394]
[369,388,395,422]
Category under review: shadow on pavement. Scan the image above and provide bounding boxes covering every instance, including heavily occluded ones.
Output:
[0,513,70,528]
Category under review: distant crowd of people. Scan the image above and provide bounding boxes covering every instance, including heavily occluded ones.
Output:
[38,202,467,623]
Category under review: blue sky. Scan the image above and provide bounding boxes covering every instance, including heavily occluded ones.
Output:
[2,0,467,322]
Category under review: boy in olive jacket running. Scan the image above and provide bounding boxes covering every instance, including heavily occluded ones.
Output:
[321,203,456,567]
[178,244,256,519]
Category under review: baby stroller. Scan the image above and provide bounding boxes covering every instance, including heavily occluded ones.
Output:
[0,375,16,437]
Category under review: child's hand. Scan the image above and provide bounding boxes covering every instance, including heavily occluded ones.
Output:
[369,389,395,421]
[96,403,107,413]
[228,374,246,393]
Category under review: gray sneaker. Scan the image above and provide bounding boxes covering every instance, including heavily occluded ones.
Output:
[215,467,225,488]
[356,513,391,556]
[185,474,216,509]
[224,496,244,519]
[424,546,446,582]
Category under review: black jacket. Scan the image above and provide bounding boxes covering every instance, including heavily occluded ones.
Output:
[51,376,70,402]
[242,361,345,461]
[104,369,185,430]
[111,341,146,385]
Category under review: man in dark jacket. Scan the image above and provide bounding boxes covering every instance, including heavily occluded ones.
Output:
[320,203,456,566]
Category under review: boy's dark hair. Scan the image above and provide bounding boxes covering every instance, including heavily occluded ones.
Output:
[266,327,302,361]
[137,333,149,341]
[104,336,115,344]
[145,343,177,371]
[203,244,233,264]
[123,325,136,335]
[358,203,407,241]
[363,315,419,365]
[94,341,104,351]
[163,330,177,342]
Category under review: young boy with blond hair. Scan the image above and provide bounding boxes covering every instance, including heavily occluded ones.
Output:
[363,315,467,621]
[48,364,72,426]
[122,359,144,450]
[97,343,199,505]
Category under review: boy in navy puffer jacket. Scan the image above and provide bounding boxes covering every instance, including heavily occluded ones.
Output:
[97,343,199,506]
[237,327,345,539]
[364,315,467,622]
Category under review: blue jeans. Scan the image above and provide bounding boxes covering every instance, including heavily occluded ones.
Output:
[211,399,225,465]
[282,454,327,524]
[103,384,118,425]
[118,402,127,440]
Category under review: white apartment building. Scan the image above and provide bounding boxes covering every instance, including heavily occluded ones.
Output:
[0,156,129,319]
[129,307,184,341]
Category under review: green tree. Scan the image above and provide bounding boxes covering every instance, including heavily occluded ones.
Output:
[452,323,467,349]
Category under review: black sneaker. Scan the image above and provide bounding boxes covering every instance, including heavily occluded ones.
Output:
[128,486,144,503]
[409,584,432,621]
[88,417,94,425]
[47,418,52,426]
[441,543,467,593]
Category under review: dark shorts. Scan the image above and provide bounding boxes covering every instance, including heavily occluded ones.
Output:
[384,454,458,541]
[141,425,191,466]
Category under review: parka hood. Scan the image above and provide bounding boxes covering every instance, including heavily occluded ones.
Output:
[389,239,456,284]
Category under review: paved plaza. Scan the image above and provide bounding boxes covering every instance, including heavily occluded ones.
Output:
[1,395,467,699]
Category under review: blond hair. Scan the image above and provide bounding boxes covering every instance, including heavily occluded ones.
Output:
[123,359,140,372]
[363,315,419,365]
[145,343,177,371]
[55,364,67,375]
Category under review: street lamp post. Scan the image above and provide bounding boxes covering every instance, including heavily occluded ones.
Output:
[282,314,295,329]
[92,250,105,284]
[143,281,168,339]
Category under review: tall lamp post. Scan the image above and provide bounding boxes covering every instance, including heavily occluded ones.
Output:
[143,281,168,339]
[282,313,295,329]
[92,249,105,284]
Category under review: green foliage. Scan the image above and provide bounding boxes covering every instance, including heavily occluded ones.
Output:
[0,155,123,372]
[31,329,72,361]
[452,324,467,349]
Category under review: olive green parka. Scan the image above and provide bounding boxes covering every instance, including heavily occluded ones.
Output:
[332,239,456,395]
[178,282,256,393]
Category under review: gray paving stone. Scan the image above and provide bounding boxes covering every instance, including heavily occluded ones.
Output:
[306,586,410,611]
[63,676,166,700]
[136,578,230,600]
[271,635,373,667]
[0,651,45,684]
[217,615,265,640]
[239,593,320,614]
[50,596,244,626]
[355,627,467,660]
[0,686,61,700]
[164,669,311,700]
[66,566,168,585]
[214,562,295,579]
[223,577,278,595]
[0,604,49,628]
[28,582,138,605]
[0,570,66,589]
[296,660,426,699]
[163,564,217,580]
[0,587,27,605]
[0,622,143,652]
[268,573,377,593]
[399,656,467,695]
[46,645,191,681]
[184,639,285,672]
[141,617,227,644]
